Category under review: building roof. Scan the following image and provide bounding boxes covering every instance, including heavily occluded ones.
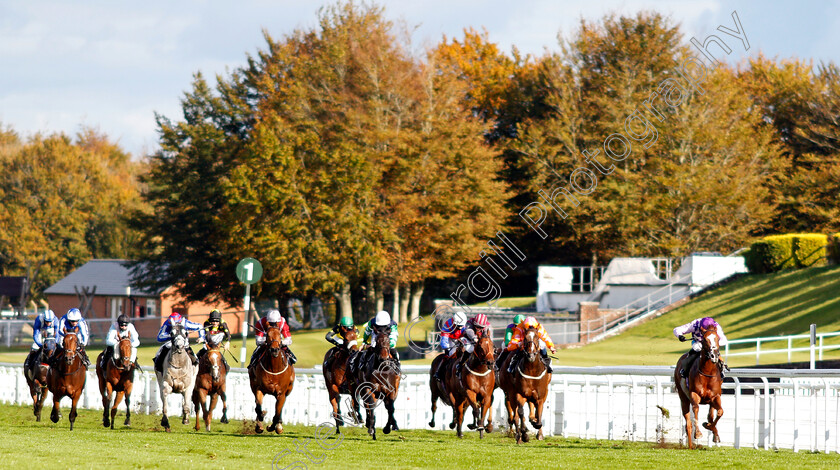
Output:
[44,259,160,297]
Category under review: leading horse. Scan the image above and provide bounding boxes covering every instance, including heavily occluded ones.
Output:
[47,331,87,430]
[248,326,295,434]
[155,323,196,432]
[675,327,724,448]
[499,327,551,444]
[323,327,362,432]
[96,336,136,429]
[354,326,400,440]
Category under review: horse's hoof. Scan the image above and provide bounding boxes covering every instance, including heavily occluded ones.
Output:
[428,421,435,428]
[206,426,211,432]
[449,422,455,429]
[103,419,110,428]
[182,418,189,425]
[486,424,494,433]
[383,426,391,435]
[267,424,275,432]
[276,426,283,434]
[255,426,264,434]
[124,419,131,427]
[522,432,530,443]
[50,415,59,423]
[467,423,476,430]
[165,427,171,433]
[713,435,721,444]
[220,416,229,424]
[703,422,712,430]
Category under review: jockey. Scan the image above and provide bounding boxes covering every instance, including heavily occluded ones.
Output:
[674,316,729,378]
[326,316,358,348]
[56,308,92,367]
[249,309,296,368]
[104,314,140,369]
[325,316,359,368]
[506,316,556,374]
[25,309,58,370]
[455,313,493,376]
[495,314,525,370]
[355,310,399,373]
[197,309,231,372]
[154,312,203,371]
[433,311,467,381]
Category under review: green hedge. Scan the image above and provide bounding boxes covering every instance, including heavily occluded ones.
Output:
[745,233,828,273]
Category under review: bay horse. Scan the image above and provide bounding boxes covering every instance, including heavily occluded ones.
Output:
[499,327,551,444]
[24,337,55,421]
[248,326,295,434]
[47,330,87,430]
[155,323,196,432]
[675,327,724,448]
[96,336,135,429]
[323,327,362,432]
[431,334,496,438]
[192,332,229,431]
[354,326,400,440]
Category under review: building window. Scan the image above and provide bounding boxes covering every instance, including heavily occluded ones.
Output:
[145,299,156,318]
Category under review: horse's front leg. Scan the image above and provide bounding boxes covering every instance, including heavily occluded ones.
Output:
[383,395,398,434]
[254,389,265,434]
[207,393,219,432]
[69,391,80,431]
[50,393,61,423]
[704,395,724,444]
[123,380,133,426]
[267,391,288,434]
[690,393,703,442]
[102,383,113,428]
[219,389,229,424]
[517,400,529,444]
[193,387,207,431]
[182,385,194,425]
[35,384,48,422]
[159,381,172,432]
[111,391,125,430]
[679,396,693,449]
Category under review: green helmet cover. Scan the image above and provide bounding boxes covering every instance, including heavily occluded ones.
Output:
[339,316,354,328]
[513,314,526,325]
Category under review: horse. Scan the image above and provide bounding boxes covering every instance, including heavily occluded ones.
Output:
[192,332,229,431]
[498,327,551,444]
[47,330,87,430]
[323,327,362,432]
[96,336,136,429]
[248,326,295,434]
[24,338,55,421]
[354,326,400,440]
[674,327,724,448]
[431,334,496,438]
[155,323,196,432]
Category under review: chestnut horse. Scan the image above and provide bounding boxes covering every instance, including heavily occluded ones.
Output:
[96,336,135,429]
[354,326,400,440]
[248,326,295,434]
[192,333,229,431]
[323,327,362,432]
[430,334,496,438]
[499,327,551,444]
[47,331,87,430]
[25,337,55,421]
[675,327,724,448]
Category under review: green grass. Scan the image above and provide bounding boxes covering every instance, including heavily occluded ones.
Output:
[558,265,840,367]
[1,404,837,469]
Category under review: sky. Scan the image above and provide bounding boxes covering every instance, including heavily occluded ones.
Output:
[2,0,839,157]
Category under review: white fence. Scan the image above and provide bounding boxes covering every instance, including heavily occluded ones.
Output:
[725,331,840,365]
[2,362,839,452]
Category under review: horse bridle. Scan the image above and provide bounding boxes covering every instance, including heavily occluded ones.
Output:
[111,337,132,370]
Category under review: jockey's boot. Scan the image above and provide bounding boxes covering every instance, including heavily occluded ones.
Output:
[187,347,199,366]
[154,345,170,373]
[80,347,92,368]
[540,349,553,374]
[283,346,297,365]
[507,351,522,374]
[222,355,230,373]
[434,357,449,382]
[24,349,37,371]
[455,353,469,378]
[248,345,264,369]
[495,349,509,371]
[680,350,700,378]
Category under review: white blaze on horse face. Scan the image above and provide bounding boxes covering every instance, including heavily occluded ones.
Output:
[708,335,717,350]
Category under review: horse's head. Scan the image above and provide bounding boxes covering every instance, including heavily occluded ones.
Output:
[267,327,283,358]
[117,336,132,369]
[207,349,222,381]
[170,324,186,351]
[342,327,359,351]
[474,334,495,366]
[523,327,539,362]
[701,327,721,364]
[374,327,391,359]
[62,330,78,365]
